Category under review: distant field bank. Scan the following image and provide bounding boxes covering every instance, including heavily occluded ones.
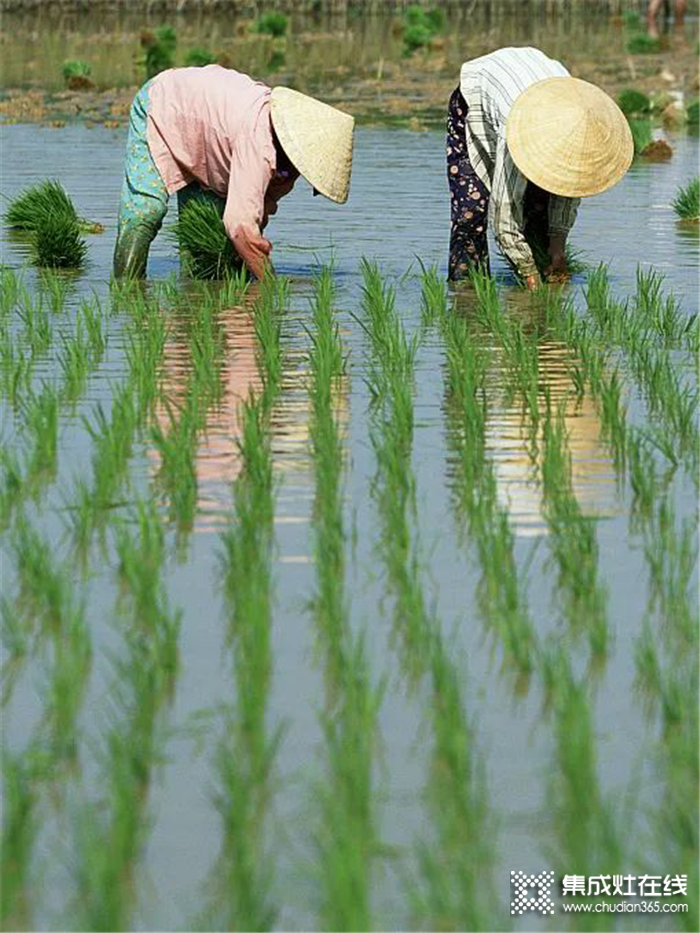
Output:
[3,0,693,10]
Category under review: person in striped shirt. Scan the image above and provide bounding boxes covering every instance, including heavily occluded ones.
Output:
[447,47,633,288]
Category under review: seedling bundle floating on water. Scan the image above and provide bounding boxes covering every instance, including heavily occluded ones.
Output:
[4,180,100,269]
[171,198,243,279]
[672,177,699,223]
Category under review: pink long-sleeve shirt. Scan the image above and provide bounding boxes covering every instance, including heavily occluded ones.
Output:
[146,65,277,250]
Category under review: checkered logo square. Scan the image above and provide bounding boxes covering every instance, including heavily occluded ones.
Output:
[510,870,555,915]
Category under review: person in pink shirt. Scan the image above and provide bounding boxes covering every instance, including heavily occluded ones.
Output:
[113,64,355,279]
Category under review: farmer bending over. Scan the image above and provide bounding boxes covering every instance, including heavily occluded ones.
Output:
[446,47,632,288]
[113,65,355,279]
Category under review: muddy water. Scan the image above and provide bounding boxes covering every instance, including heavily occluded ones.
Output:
[1,121,698,930]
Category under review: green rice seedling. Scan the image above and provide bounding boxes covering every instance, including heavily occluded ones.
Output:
[0,265,21,317]
[254,273,289,410]
[17,292,52,356]
[171,198,242,279]
[22,384,59,479]
[59,324,91,403]
[626,430,662,528]
[210,710,280,931]
[73,633,175,931]
[541,646,624,910]
[0,334,33,409]
[115,500,181,680]
[687,100,699,125]
[314,636,382,932]
[41,606,91,764]
[617,88,651,114]
[4,179,100,234]
[63,476,96,556]
[627,32,661,53]
[418,262,448,330]
[0,749,44,929]
[151,396,200,529]
[33,210,87,270]
[643,501,697,641]
[0,448,24,531]
[413,632,497,931]
[85,385,138,519]
[184,47,216,67]
[541,400,609,660]
[11,517,82,639]
[628,117,654,156]
[217,266,250,309]
[307,267,347,679]
[253,11,287,37]
[79,297,106,360]
[622,9,641,28]
[38,267,72,314]
[143,24,177,79]
[672,177,699,222]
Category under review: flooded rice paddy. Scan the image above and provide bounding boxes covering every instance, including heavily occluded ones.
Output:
[1,118,698,929]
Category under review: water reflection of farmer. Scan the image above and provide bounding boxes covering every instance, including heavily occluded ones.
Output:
[113,65,355,279]
[446,47,633,288]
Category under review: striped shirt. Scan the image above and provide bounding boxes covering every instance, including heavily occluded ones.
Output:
[460,46,580,277]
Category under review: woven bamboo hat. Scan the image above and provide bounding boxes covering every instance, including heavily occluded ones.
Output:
[270,87,355,204]
[506,76,633,198]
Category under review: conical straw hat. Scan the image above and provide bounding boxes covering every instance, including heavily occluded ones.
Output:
[270,87,355,204]
[506,77,633,198]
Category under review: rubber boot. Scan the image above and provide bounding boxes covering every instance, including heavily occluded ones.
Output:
[113,223,158,279]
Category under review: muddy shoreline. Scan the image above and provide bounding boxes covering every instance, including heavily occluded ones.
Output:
[1,44,698,131]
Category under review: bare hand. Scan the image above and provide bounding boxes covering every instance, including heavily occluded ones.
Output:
[525,273,540,291]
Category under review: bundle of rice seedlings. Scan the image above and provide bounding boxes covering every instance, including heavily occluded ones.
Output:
[62,60,93,90]
[184,47,216,67]
[402,4,444,54]
[143,25,177,79]
[617,89,651,115]
[253,12,287,38]
[672,177,699,222]
[34,212,87,269]
[687,100,699,125]
[5,180,101,234]
[627,32,661,53]
[628,117,654,156]
[171,199,243,279]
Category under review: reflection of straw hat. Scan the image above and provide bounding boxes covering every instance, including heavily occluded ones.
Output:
[506,77,633,198]
[270,87,355,204]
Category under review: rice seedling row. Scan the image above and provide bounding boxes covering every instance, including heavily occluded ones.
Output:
[71,498,180,931]
[306,267,383,931]
[361,260,498,930]
[211,274,288,931]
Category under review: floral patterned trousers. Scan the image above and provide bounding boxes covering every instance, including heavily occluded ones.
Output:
[446,87,491,281]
